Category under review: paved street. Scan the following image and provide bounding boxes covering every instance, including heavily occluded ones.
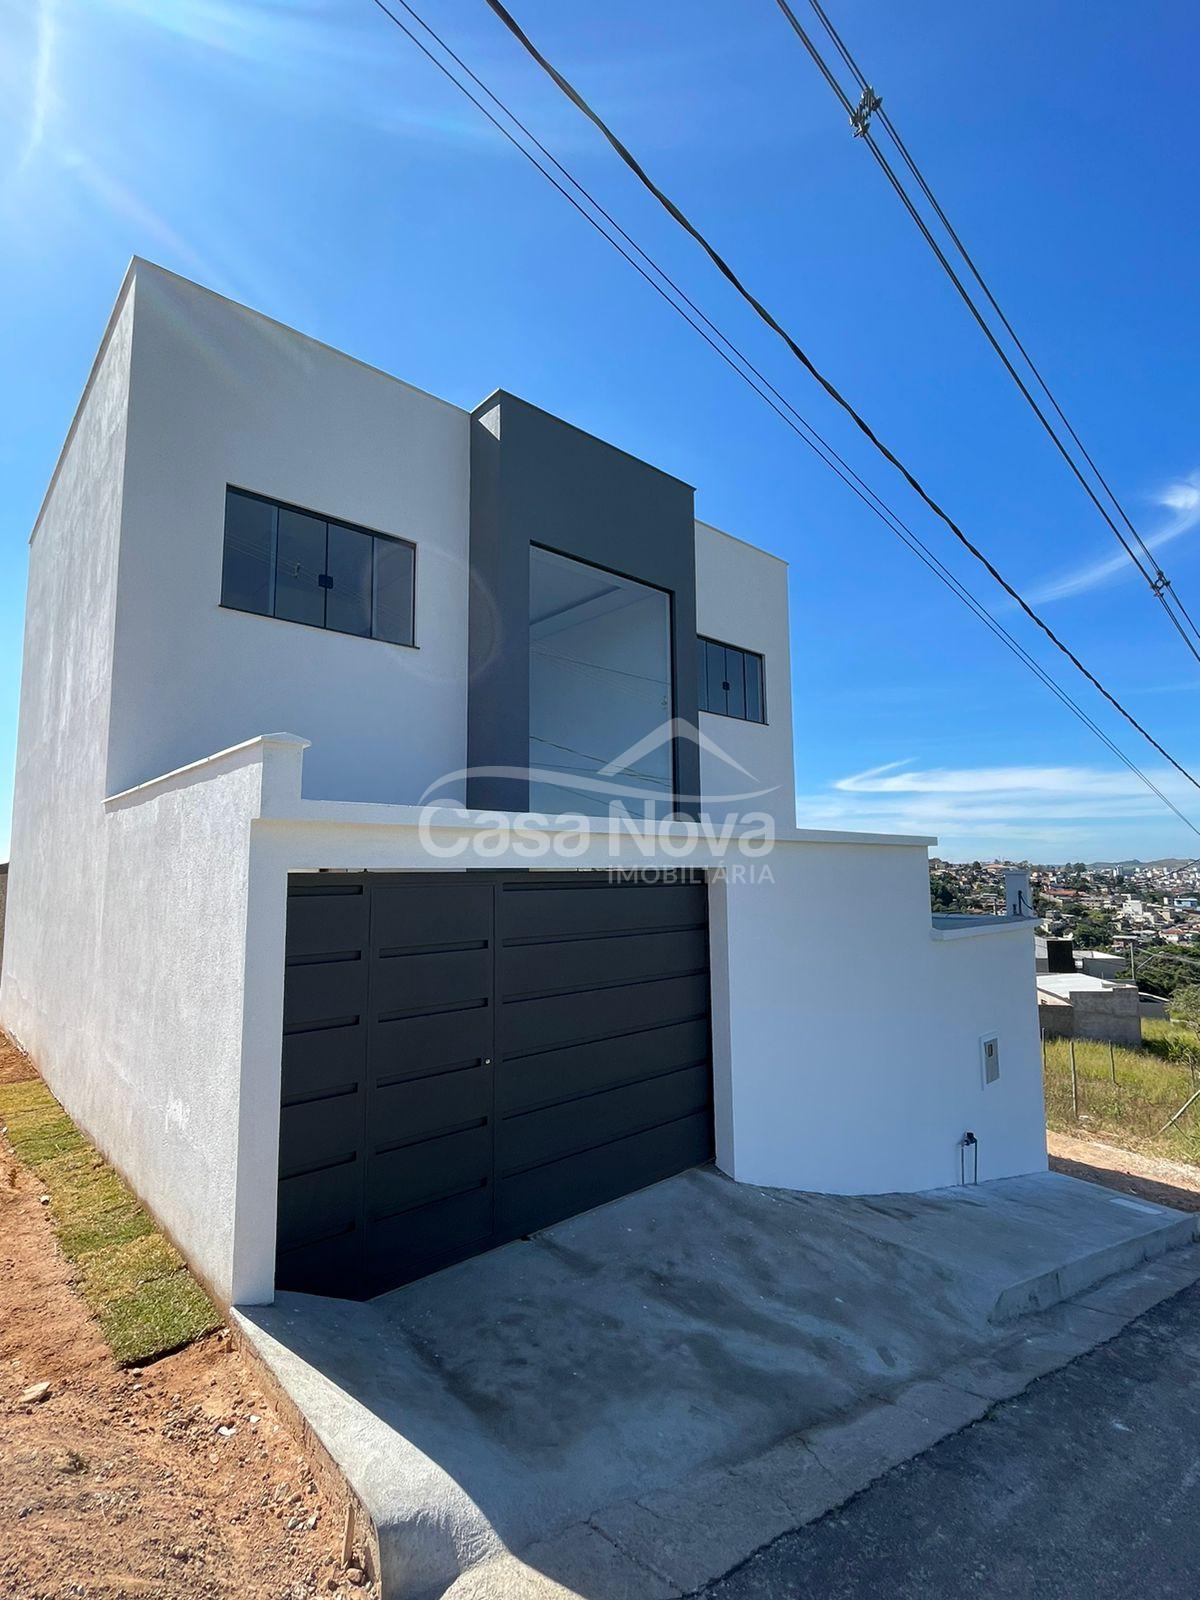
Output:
[701,1281,1200,1600]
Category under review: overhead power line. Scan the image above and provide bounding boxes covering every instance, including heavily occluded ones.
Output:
[361,0,1200,841]
[483,0,1200,799]
[775,0,1200,666]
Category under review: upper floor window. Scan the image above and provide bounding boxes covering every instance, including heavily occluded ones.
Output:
[697,636,765,722]
[220,487,415,647]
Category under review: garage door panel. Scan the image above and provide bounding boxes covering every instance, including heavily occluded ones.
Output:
[370,948,491,1019]
[499,880,706,940]
[499,927,707,1000]
[369,1008,491,1082]
[366,1186,492,1293]
[498,1018,709,1116]
[502,973,709,1056]
[277,1227,362,1297]
[276,1159,359,1256]
[281,1022,364,1105]
[285,886,368,959]
[279,872,713,1300]
[371,883,492,951]
[371,1062,490,1150]
[283,956,367,1031]
[278,1089,362,1178]
[367,1124,491,1220]
[495,1110,713,1240]
[498,1062,711,1176]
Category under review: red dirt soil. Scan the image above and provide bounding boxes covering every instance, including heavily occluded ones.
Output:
[1048,1125,1200,1213]
[0,1034,376,1600]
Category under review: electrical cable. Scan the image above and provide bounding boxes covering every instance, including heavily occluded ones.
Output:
[777,0,1200,662]
[362,0,1200,840]
[485,0,1200,793]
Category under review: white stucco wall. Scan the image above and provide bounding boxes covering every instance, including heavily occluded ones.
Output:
[107,262,471,805]
[0,266,300,1300]
[90,742,288,1296]
[694,521,795,826]
[713,840,1047,1194]
[1,279,134,1146]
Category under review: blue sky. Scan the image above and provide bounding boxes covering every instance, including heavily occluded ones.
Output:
[2,0,1198,862]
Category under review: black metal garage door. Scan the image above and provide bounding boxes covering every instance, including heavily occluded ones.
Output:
[276,871,713,1298]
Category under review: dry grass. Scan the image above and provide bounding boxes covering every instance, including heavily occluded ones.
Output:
[0,1074,220,1365]
[1043,1019,1200,1167]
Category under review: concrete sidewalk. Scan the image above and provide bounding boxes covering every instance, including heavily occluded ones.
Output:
[235,1168,1199,1600]
[695,1277,1200,1600]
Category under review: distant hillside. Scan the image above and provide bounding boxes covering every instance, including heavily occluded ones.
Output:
[1086,858,1193,872]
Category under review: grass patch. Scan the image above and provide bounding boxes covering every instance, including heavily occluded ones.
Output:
[1044,1024,1200,1166]
[0,1077,221,1365]
[100,1271,221,1366]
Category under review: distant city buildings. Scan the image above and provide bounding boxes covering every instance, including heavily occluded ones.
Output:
[928,856,1200,1045]
[929,856,1200,953]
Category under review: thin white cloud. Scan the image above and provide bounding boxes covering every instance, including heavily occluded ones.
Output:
[834,759,1162,800]
[798,758,1200,859]
[1028,472,1200,604]
[16,0,56,174]
[1130,678,1200,696]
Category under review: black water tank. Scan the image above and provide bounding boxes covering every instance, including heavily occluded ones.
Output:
[1046,938,1075,973]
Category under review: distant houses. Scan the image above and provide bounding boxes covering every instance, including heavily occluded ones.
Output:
[1035,936,1166,1047]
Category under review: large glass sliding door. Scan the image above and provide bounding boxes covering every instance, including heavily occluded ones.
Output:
[529,546,674,817]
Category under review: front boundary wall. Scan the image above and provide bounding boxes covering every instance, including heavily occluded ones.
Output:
[3,736,1046,1305]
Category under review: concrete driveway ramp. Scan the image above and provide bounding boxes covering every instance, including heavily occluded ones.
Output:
[235,1167,1200,1600]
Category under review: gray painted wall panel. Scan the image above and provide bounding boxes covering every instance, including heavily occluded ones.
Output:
[467,392,700,815]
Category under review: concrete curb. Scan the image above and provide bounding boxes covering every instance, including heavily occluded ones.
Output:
[989,1206,1199,1321]
[443,1243,1200,1600]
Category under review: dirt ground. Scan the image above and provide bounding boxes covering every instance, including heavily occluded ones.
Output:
[6,1024,1199,1600]
[1048,1125,1200,1212]
[0,1034,376,1600]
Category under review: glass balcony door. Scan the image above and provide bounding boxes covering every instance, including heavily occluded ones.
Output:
[529,546,673,818]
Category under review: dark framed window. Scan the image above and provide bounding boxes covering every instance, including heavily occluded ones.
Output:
[220,487,415,647]
[697,636,765,722]
[529,545,675,818]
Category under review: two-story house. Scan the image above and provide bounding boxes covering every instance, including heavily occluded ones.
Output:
[0,261,1045,1308]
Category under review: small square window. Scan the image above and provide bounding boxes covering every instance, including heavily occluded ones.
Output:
[696,636,766,722]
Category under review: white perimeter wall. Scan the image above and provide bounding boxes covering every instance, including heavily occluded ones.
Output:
[107,262,471,805]
[219,758,1046,1302]
[6,658,1046,1305]
[0,281,263,1298]
[694,521,795,827]
[713,840,1047,1194]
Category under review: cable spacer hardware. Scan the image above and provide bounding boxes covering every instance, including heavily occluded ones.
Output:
[850,85,882,138]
